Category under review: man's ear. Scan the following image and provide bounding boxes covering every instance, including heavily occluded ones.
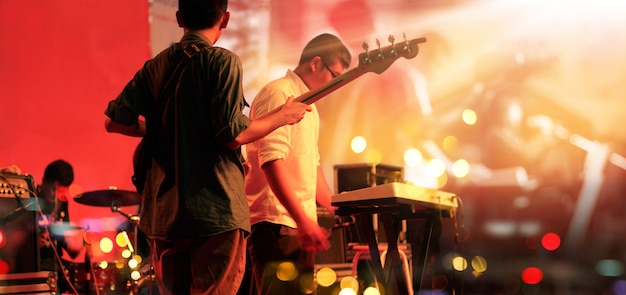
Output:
[310,56,323,72]
[220,11,230,29]
[176,11,184,28]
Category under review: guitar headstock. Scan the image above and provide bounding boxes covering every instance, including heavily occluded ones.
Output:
[358,34,427,74]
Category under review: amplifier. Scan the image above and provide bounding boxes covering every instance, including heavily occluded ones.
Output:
[0,173,40,273]
[334,163,403,193]
[0,173,36,199]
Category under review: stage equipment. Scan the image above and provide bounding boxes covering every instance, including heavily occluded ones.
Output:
[74,189,141,207]
[332,182,458,295]
[335,163,404,194]
[0,173,40,274]
[0,271,55,294]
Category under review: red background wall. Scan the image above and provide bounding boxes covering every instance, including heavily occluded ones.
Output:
[0,1,150,221]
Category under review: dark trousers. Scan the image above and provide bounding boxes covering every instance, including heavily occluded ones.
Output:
[248,222,316,295]
[151,229,247,295]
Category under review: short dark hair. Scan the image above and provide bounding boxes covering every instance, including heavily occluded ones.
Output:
[178,0,228,30]
[42,159,74,187]
[298,33,351,69]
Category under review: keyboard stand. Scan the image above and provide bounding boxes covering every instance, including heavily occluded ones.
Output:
[336,204,452,295]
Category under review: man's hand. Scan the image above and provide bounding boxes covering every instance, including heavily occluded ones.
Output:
[0,165,21,175]
[280,96,312,125]
[297,218,331,252]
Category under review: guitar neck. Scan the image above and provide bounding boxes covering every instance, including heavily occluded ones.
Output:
[296,67,365,105]
[262,35,426,113]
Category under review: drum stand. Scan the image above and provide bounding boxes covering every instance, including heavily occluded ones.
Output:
[111,204,156,295]
[111,204,140,251]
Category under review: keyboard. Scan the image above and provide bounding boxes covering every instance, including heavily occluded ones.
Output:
[332,182,458,212]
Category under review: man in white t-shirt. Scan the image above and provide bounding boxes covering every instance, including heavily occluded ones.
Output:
[245,33,351,295]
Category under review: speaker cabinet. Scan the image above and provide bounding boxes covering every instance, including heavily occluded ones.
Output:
[334,163,403,193]
[0,174,40,273]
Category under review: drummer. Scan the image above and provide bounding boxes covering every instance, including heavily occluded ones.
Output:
[35,160,85,270]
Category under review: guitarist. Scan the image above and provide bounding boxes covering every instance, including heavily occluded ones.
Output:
[244,33,351,295]
[103,0,311,294]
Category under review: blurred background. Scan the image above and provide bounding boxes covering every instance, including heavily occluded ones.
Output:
[1,0,626,294]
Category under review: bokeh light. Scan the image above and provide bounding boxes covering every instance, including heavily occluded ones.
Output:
[462,108,478,125]
[0,260,9,274]
[521,267,543,284]
[128,258,139,269]
[404,148,423,166]
[339,276,359,292]
[99,237,113,254]
[519,221,541,236]
[442,135,459,154]
[116,231,129,248]
[363,286,381,295]
[351,136,367,154]
[339,287,357,295]
[122,249,132,258]
[471,256,488,273]
[69,184,83,199]
[452,256,468,271]
[316,267,336,287]
[451,159,470,178]
[0,230,6,248]
[276,261,298,282]
[98,261,109,269]
[596,259,624,277]
[541,232,561,251]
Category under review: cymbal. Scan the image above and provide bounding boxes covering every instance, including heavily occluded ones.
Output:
[74,189,141,207]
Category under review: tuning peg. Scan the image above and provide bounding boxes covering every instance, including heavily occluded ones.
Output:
[362,42,371,64]
[376,38,384,60]
[388,35,397,56]
[402,33,412,53]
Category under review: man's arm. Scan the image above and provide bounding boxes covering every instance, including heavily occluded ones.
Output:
[104,117,146,137]
[227,96,311,150]
[315,165,336,214]
[261,159,330,251]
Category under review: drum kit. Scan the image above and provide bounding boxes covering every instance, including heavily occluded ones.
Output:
[48,188,155,295]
